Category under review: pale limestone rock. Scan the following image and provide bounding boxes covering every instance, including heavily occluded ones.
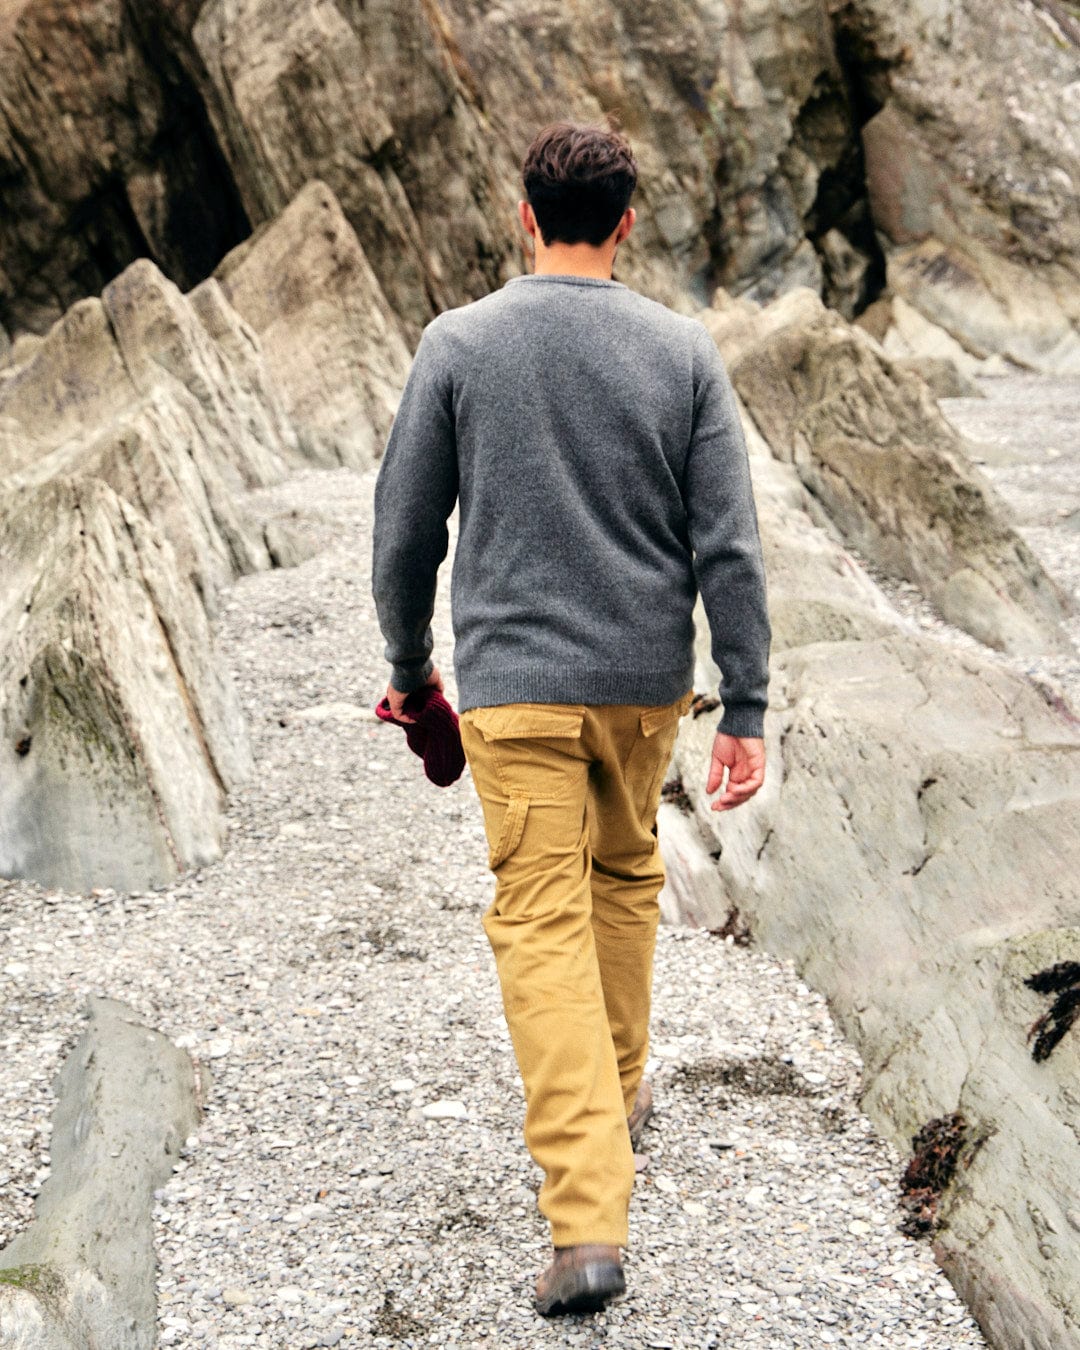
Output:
[0,995,204,1349]
[721,288,1075,655]
[876,293,1005,380]
[0,258,292,611]
[0,476,251,892]
[212,181,412,469]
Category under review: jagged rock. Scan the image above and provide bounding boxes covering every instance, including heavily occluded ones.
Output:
[188,276,300,467]
[0,476,251,892]
[669,629,1080,1350]
[0,258,291,611]
[728,381,903,651]
[0,995,205,1349]
[865,294,1012,381]
[889,354,980,399]
[721,287,1075,654]
[694,325,903,654]
[0,331,42,373]
[211,181,412,469]
[0,216,345,894]
[7,407,269,621]
[101,258,288,493]
[187,0,511,341]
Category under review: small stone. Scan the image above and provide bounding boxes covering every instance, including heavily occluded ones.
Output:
[421,1099,468,1121]
[390,1078,416,1094]
[653,1175,678,1194]
[221,1287,254,1306]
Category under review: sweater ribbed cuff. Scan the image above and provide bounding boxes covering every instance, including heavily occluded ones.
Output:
[390,658,434,694]
[717,702,766,739]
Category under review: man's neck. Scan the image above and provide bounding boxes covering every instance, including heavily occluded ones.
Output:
[532,243,616,280]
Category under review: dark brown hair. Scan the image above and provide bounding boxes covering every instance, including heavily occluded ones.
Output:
[521,116,638,248]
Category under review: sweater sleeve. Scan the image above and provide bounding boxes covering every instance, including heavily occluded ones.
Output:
[372,319,459,694]
[683,325,772,739]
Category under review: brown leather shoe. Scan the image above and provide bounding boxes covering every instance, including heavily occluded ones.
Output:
[534,1244,625,1317]
[627,1079,654,1151]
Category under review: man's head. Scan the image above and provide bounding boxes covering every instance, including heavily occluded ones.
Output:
[519,118,637,266]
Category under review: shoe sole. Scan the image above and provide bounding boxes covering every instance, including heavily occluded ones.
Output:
[628,1101,654,1152]
[534,1263,626,1317]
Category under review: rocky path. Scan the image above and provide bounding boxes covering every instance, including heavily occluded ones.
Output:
[0,464,988,1348]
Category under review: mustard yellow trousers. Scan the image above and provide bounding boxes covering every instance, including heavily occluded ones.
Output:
[458,689,695,1248]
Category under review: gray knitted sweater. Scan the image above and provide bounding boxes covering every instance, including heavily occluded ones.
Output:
[371,272,771,738]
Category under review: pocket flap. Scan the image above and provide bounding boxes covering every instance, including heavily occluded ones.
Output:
[640,691,695,737]
[472,703,585,742]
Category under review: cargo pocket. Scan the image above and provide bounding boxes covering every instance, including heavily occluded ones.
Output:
[471,704,585,743]
[488,788,530,870]
[634,691,694,827]
[469,703,587,809]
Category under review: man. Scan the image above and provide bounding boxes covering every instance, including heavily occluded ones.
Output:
[372,117,770,1316]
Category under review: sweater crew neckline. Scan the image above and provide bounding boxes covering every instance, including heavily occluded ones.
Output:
[506,273,628,290]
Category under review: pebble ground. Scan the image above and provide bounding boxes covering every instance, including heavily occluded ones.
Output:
[0,451,1005,1348]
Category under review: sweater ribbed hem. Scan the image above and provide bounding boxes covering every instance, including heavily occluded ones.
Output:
[456,663,695,712]
[717,703,767,738]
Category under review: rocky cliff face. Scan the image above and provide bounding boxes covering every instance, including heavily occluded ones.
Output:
[841,0,1080,370]
[0,3,1078,1344]
[1,0,1077,365]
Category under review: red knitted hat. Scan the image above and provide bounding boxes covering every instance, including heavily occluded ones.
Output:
[374,685,466,787]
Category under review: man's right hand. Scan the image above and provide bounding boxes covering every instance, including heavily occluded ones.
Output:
[706,733,765,812]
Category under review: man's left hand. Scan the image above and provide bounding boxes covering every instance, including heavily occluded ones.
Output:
[386,666,444,723]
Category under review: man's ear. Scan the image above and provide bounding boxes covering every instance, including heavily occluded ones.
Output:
[615,206,636,245]
[518,199,537,239]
